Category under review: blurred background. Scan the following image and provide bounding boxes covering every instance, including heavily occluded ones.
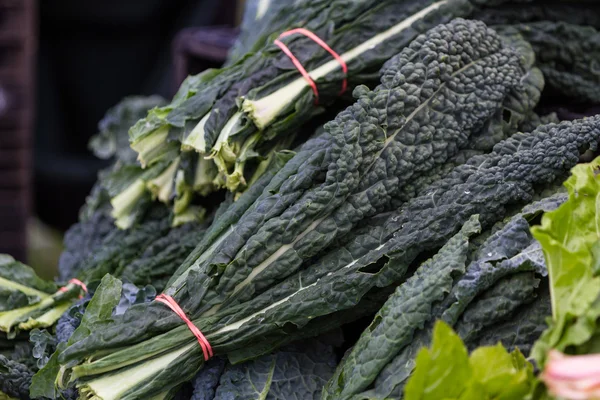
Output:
[0,0,244,278]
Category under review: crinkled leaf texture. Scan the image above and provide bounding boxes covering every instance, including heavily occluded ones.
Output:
[190,358,226,400]
[58,206,116,282]
[57,110,600,400]
[61,15,528,359]
[0,354,34,400]
[169,15,531,336]
[44,20,600,400]
[323,215,481,399]
[215,339,337,400]
[494,21,600,103]
[356,192,564,399]
[465,283,551,356]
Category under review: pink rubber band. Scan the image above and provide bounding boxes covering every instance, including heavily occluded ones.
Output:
[155,293,213,361]
[58,278,88,299]
[275,28,348,104]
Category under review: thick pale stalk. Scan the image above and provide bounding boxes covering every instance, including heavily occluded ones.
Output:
[147,157,181,203]
[131,126,170,168]
[110,180,146,229]
[182,112,211,153]
[0,276,50,299]
[241,0,448,130]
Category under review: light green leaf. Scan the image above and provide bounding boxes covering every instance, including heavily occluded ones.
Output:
[531,158,600,365]
[470,345,531,399]
[30,274,123,398]
[404,321,470,400]
[69,274,122,344]
[404,322,534,400]
[457,382,486,400]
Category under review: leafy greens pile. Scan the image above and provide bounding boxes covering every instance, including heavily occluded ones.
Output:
[1,0,600,399]
[0,98,211,339]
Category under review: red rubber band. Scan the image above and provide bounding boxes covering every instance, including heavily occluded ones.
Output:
[279,28,348,95]
[274,39,319,103]
[275,28,348,104]
[59,279,88,299]
[155,293,213,361]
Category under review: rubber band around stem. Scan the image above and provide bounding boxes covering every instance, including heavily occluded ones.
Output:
[155,293,213,361]
[274,28,348,104]
[58,278,88,299]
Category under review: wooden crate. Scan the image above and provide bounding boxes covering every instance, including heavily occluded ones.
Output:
[0,0,35,261]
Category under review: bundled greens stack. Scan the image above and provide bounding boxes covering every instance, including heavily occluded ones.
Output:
[100,0,600,229]
[47,105,600,399]
[116,0,478,221]
[0,256,76,338]
[1,0,600,398]
[0,98,212,339]
[25,19,600,400]
[323,192,564,399]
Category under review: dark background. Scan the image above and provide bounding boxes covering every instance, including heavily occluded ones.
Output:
[0,0,240,268]
[34,0,238,231]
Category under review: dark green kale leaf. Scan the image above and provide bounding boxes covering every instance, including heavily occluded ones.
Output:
[0,355,34,400]
[58,206,116,281]
[0,335,38,399]
[495,21,600,103]
[473,1,600,29]
[74,206,172,284]
[190,358,226,400]
[215,339,337,400]
[362,194,565,399]
[323,216,481,399]
[518,112,560,134]
[226,291,390,367]
[453,271,541,343]
[50,23,599,400]
[465,282,551,356]
[119,222,209,293]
